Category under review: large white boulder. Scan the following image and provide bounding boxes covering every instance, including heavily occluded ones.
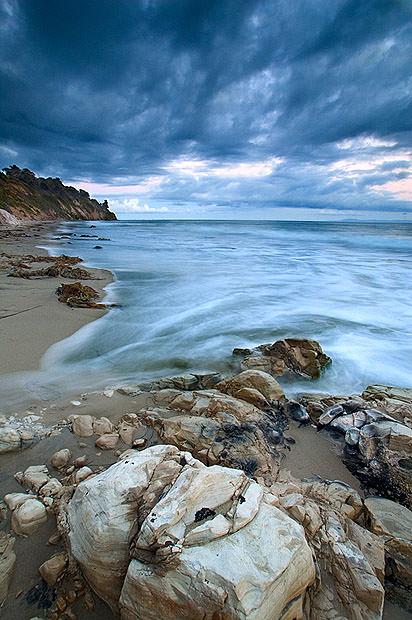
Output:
[67,445,315,619]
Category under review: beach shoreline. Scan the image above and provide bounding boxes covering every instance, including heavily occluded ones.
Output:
[0,222,113,375]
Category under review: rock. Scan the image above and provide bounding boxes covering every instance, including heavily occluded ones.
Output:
[18,464,50,492]
[73,455,88,468]
[69,414,95,437]
[0,532,16,605]
[39,478,63,497]
[318,404,344,426]
[217,369,284,408]
[142,389,284,480]
[358,420,412,460]
[75,467,93,483]
[95,433,119,450]
[39,552,67,586]
[235,338,331,379]
[11,498,47,536]
[66,445,315,619]
[103,388,114,398]
[117,420,136,446]
[4,492,36,511]
[365,497,412,609]
[272,476,385,619]
[345,427,360,446]
[0,427,21,454]
[51,449,71,469]
[93,417,114,435]
[362,385,412,426]
[314,394,412,507]
[283,400,310,424]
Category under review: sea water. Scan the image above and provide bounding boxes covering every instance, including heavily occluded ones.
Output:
[2,220,412,407]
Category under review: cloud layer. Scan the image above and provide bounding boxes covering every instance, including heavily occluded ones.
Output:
[1,0,412,217]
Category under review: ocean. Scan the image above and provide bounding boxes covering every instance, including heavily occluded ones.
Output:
[3,220,412,406]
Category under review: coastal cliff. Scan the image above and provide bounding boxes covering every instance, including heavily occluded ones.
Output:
[0,165,116,222]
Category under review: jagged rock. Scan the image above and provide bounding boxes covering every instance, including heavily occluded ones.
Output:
[316,397,412,507]
[362,385,412,427]
[272,476,385,620]
[0,532,16,605]
[95,433,119,450]
[365,497,412,610]
[39,552,68,586]
[66,445,315,619]
[4,492,36,511]
[11,498,47,536]
[69,414,95,437]
[39,478,63,497]
[234,338,331,379]
[50,448,71,469]
[297,393,361,422]
[217,369,284,409]
[17,464,50,492]
[74,466,93,483]
[93,417,114,435]
[283,400,310,424]
[123,372,223,394]
[0,427,21,454]
[141,389,286,480]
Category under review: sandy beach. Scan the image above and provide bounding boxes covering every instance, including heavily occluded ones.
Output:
[0,223,112,375]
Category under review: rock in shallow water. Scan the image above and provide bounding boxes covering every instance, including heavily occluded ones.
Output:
[234,338,331,380]
[66,445,315,619]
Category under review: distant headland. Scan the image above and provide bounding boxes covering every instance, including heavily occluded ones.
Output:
[0,165,116,223]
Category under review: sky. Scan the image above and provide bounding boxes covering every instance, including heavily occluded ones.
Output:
[1,0,412,220]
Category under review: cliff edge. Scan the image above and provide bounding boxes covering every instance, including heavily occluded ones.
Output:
[0,165,117,222]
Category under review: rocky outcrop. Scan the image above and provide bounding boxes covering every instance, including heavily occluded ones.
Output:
[141,389,291,480]
[234,338,331,379]
[216,369,284,409]
[0,165,116,221]
[0,532,16,606]
[0,208,19,226]
[317,398,412,507]
[362,385,412,427]
[364,497,412,610]
[66,445,316,619]
[272,476,385,620]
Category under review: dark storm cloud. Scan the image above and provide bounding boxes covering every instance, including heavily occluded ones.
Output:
[1,0,412,212]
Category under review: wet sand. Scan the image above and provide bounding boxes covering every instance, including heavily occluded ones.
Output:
[0,222,112,375]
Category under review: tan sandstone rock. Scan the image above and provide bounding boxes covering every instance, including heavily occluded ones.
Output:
[39,552,68,586]
[11,498,47,536]
[217,369,284,408]
[95,433,119,450]
[235,338,331,379]
[69,414,95,437]
[51,448,72,469]
[365,496,412,610]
